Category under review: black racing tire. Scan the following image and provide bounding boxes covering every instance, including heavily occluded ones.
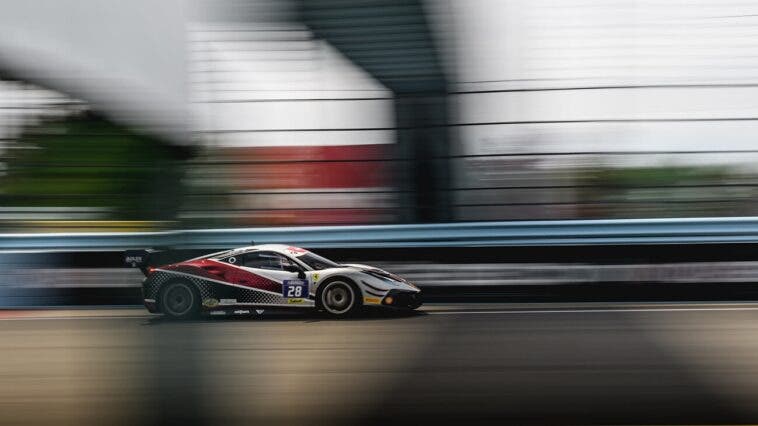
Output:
[159,280,201,320]
[316,278,362,318]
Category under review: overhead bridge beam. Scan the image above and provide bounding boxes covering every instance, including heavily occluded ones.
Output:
[299,0,451,222]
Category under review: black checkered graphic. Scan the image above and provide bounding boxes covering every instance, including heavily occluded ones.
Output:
[144,271,313,307]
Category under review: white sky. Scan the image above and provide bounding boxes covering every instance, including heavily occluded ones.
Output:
[0,0,189,142]
[2,0,758,165]
[442,0,758,164]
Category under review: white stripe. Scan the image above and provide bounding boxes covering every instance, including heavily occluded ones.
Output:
[427,307,758,315]
[3,305,758,321]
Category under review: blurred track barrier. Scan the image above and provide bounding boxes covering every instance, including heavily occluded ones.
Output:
[6,262,758,290]
[5,261,758,288]
[4,261,758,307]
[5,217,758,250]
[3,217,758,306]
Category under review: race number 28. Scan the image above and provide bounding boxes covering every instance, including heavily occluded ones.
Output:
[282,279,308,298]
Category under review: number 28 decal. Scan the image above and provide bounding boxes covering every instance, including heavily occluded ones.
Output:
[282,279,308,298]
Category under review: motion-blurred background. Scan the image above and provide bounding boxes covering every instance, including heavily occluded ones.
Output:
[7,2,758,426]
[4,0,758,231]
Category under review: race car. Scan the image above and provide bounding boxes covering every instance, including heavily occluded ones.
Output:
[125,244,421,319]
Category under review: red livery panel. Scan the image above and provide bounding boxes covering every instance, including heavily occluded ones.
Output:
[161,259,282,293]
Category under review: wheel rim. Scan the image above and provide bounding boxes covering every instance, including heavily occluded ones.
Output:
[322,282,354,314]
[164,283,194,316]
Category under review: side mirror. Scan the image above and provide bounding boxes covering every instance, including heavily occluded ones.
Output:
[284,264,305,279]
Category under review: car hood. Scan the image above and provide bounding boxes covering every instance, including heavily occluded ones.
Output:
[342,263,398,277]
[340,263,419,291]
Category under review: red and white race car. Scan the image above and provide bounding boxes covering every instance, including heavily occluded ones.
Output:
[126,244,421,319]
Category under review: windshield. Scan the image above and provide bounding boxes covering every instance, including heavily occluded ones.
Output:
[297,252,340,270]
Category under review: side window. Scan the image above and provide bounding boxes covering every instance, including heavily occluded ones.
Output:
[242,251,297,271]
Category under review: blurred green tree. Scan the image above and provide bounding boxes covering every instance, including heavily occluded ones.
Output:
[2,113,191,222]
[578,165,752,218]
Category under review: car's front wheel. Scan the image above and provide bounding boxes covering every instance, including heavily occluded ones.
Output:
[159,280,200,320]
[318,279,361,317]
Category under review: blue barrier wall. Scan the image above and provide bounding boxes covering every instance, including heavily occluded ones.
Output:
[3,217,758,250]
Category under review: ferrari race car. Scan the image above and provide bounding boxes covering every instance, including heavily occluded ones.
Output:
[125,244,421,319]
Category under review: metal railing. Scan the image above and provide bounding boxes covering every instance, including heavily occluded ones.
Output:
[3,217,758,251]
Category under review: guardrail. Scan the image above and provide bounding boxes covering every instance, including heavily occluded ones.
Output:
[3,217,758,250]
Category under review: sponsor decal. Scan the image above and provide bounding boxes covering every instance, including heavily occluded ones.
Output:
[219,298,237,305]
[203,298,219,308]
[283,279,308,298]
[285,246,308,256]
[125,255,143,267]
[313,273,319,282]
[288,298,304,304]
[363,297,381,304]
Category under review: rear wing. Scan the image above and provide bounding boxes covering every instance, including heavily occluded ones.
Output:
[124,248,219,276]
[124,249,161,276]
[124,249,155,268]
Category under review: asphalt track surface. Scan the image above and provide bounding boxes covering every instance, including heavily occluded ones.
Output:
[3,303,758,425]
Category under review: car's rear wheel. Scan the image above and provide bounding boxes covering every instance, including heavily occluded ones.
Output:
[160,280,200,320]
[318,279,361,317]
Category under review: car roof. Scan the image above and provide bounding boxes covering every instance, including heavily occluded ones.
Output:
[216,244,309,257]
